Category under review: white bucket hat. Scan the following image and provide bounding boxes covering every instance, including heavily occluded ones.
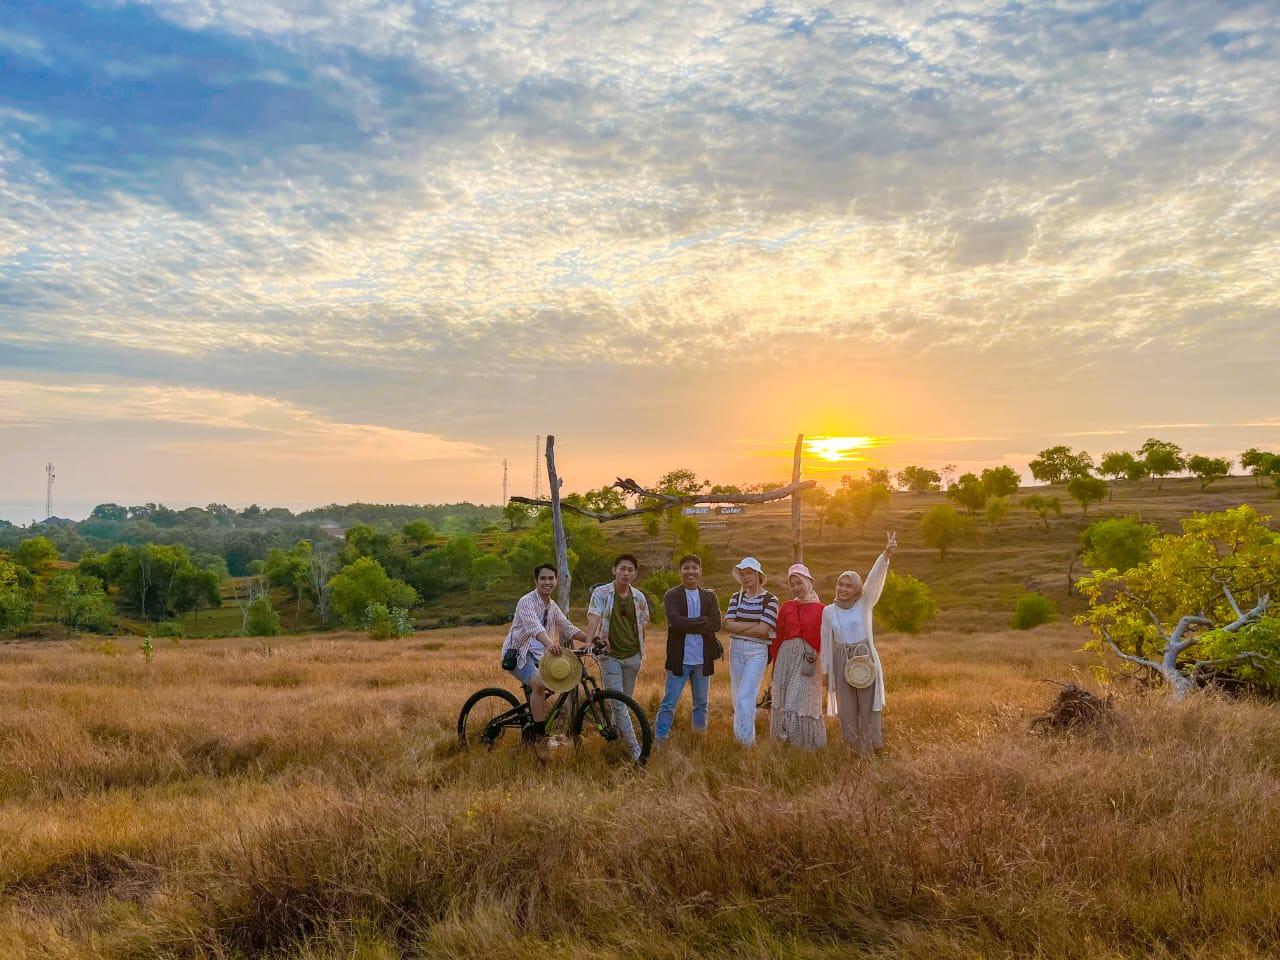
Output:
[732,557,767,586]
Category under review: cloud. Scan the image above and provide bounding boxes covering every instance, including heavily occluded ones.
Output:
[0,378,486,463]
[0,0,1276,498]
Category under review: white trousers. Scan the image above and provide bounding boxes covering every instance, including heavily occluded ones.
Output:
[729,639,769,745]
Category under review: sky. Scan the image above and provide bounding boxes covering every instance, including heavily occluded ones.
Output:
[1,1,1277,522]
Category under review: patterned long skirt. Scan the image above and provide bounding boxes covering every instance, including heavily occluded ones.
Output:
[769,638,827,750]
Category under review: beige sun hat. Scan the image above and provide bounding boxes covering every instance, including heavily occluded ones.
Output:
[732,557,767,586]
[538,651,583,693]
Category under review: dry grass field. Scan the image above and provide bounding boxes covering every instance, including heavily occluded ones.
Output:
[3,476,1280,959]
[3,619,1280,959]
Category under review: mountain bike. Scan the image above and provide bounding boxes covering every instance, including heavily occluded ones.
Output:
[458,645,652,765]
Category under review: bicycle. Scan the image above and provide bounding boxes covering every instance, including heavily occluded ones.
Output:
[457,645,653,765]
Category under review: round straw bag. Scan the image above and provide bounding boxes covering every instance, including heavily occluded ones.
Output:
[843,642,875,690]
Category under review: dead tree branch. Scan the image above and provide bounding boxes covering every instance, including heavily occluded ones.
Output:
[509,477,816,523]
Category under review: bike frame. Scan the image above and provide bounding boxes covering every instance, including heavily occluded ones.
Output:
[480,651,608,742]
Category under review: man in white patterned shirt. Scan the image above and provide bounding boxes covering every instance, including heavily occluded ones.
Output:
[501,564,589,750]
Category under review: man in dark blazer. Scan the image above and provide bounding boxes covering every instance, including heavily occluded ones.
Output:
[655,554,722,740]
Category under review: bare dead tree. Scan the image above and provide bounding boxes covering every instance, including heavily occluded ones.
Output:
[231,574,269,635]
[306,548,337,626]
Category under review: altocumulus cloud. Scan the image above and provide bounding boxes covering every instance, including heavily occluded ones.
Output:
[0,0,1277,453]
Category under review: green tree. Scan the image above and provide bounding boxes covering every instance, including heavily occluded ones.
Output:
[980,466,1020,498]
[1186,455,1231,491]
[802,486,832,538]
[570,486,628,514]
[1099,452,1138,498]
[895,466,942,493]
[654,469,707,496]
[401,519,436,545]
[501,502,535,531]
[877,572,937,633]
[946,473,987,515]
[1078,505,1280,698]
[1139,438,1186,489]
[985,495,1010,531]
[0,559,33,629]
[1028,446,1094,485]
[244,596,281,637]
[45,573,115,632]
[470,553,510,591]
[263,541,312,625]
[1241,449,1274,488]
[181,567,222,629]
[90,503,129,521]
[1080,517,1158,573]
[866,468,892,488]
[326,557,419,627]
[15,536,58,573]
[919,504,968,561]
[0,588,32,630]
[1021,495,1063,531]
[1067,475,1108,515]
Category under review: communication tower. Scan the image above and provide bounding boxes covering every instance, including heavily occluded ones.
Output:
[45,462,55,519]
[533,435,542,499]
[502,458,509,505]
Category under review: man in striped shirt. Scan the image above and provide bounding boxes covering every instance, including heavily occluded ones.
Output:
[723,557,779,746]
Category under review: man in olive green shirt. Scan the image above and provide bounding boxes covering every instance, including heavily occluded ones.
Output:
[586,554,651,760]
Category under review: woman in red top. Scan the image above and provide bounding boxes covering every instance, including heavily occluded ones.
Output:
[769,563,827,749]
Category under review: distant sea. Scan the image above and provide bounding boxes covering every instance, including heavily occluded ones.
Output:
[0,500,96,527]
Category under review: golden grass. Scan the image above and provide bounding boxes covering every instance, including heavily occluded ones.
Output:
[2,622,1279,959]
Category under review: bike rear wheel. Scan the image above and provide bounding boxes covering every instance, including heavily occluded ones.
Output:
[571,689,652,765]
[458,687,524,750]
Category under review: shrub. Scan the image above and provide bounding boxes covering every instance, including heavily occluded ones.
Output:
[1012,592,1056,630]
[155,621,184,639]
[327,557,419,626]
[363,602,414,640]
[877,572,938,634]
[0,588,32,630]
[638,569,680,623]
[1080,516,1158,573]
[245,596,281,637]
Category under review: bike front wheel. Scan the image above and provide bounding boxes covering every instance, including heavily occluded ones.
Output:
[571,689,652,766]
[458,687,524,750]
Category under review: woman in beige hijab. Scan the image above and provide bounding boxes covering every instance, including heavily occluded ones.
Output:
[821,532,895,751]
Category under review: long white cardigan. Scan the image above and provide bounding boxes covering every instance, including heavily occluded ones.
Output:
[819,551,889,716]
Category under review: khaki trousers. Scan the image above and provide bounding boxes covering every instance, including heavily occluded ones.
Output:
[831,642,883,752]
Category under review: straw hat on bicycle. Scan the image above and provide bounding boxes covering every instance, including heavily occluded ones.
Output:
[538,650,582,693]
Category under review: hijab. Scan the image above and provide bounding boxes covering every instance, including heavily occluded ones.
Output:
[833,570,862,610]
[787,563,821,604]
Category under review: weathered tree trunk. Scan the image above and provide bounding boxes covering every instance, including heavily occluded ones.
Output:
[546,435,571,612]
[791,433,804,564]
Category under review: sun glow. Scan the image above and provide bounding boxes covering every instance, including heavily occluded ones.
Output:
[806,436,875,463]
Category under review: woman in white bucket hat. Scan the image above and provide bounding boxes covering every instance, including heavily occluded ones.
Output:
[723,557,779,745]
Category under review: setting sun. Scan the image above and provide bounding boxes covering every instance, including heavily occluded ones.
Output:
[805,436,875,463]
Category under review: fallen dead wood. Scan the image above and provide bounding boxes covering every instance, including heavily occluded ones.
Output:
[1030,681,1113,733]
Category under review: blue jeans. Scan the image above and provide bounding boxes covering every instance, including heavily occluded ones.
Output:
[730,639,769,745]
[655,664,709,740]
[600,653,643,754]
